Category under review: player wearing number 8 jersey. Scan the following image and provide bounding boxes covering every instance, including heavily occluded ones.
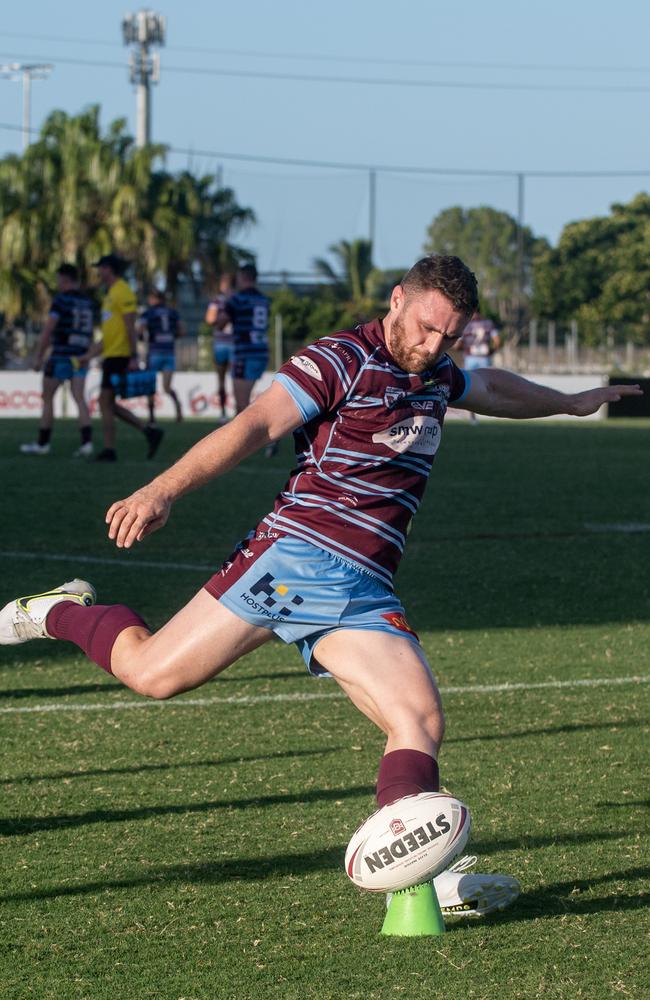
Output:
[20,263,95,458]
[3,255,643,915]
[216,263,270,414]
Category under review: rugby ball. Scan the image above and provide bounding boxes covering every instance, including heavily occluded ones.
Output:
[345,792,471,893]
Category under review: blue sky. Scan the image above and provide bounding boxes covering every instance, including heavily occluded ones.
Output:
[1,0,650,274]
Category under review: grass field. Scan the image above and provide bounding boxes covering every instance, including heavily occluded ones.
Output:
[0,417,648,1000]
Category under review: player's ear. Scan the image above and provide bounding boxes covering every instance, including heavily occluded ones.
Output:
[390,285,404,312]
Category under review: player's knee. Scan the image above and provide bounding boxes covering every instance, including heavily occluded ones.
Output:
[123,661,180,701]
[137,676,178,700]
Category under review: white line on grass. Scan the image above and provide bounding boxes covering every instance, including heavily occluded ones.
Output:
[2,520,650,574]
[0,674,648,715]
[0,550,213,572]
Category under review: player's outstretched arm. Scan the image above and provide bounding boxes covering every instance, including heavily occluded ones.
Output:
[456,368,643,419]
[106,381,304,549]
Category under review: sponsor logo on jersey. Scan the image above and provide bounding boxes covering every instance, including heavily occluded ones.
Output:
[372,415,441,456]
[363,814,452,873]
[240,571,305,620]
[291,355,322,380]
[381,611,419,640]
[327,342,354,364]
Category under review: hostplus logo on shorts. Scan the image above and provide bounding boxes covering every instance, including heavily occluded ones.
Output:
[240,572,305,622]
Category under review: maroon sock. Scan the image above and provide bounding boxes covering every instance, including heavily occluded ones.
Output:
[376,749,440,807]
[46,602,149,674]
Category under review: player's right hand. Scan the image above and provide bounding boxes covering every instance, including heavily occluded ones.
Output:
[105,486,172,549]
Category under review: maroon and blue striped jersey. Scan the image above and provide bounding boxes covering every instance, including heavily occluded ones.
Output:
[266,319,469,588]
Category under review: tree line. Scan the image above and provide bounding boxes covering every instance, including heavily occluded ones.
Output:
[1,107,648,348]
[0,106,253,323]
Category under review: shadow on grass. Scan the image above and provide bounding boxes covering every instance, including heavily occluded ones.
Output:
[0,845,348,904]
[0,671,302,699]
[3,855,649,915]
[2,746,345,786]
[446,866,650,929]
[595,799,650,809]
[0,681,122,699]
[0,783,376,837]
[447,717,649,744]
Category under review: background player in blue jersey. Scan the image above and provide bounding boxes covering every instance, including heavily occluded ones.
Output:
[20,263,95,458]
[137,289,186,424]
[205,272,235,420]
[215,264,270,415]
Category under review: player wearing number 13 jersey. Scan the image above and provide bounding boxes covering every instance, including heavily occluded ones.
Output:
[19,263,95,458]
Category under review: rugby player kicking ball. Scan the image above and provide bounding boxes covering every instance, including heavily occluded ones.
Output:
[1,256,641,917]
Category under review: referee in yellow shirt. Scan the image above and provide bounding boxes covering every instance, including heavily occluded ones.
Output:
[82,255,163,462]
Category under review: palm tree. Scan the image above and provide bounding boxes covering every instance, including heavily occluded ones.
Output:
[313,238,375,302]
[0,107,256,323]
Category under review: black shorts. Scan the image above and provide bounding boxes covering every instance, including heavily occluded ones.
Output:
[101,357,130,391]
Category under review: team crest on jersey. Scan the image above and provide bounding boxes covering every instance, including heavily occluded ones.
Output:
[384,387,407,409]
[291,355,322,380]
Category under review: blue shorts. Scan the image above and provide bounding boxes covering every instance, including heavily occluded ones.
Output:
[463,356,492,372]
[148,352,175,373]
[213,343,232,366]
[204,531,420,675]
[232,354,268,382]
[44,357,87,381]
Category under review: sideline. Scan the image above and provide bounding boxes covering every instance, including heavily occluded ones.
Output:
[0,674,648,715]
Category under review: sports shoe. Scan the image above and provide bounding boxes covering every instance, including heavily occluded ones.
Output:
[386,856,520,918]
[0,579,96,645]
[94,448,117,462]
[145,425,164,459]
[20,442,50,455]
[73,442,94,458]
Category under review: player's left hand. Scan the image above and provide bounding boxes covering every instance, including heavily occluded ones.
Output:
[570,384,643,417]
[106,485,172,548]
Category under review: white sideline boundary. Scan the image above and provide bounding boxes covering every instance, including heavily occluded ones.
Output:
[0,550,214,572]
[0,674,648,715]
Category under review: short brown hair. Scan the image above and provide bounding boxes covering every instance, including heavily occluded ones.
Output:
[401,255,478,315]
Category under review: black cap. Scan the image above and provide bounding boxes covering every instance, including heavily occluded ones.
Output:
[93,254,126,274]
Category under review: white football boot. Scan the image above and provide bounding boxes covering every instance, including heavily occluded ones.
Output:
[20,442,50,455]
[386,856,520,918]
[0,579,96,645]
[73,442,94,458]
[433,855,520,917]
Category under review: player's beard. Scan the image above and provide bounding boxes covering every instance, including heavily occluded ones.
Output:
[388,312,439,374]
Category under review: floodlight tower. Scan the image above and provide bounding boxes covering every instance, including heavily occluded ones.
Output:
[122,9,166,147]
[0,62,53,150]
